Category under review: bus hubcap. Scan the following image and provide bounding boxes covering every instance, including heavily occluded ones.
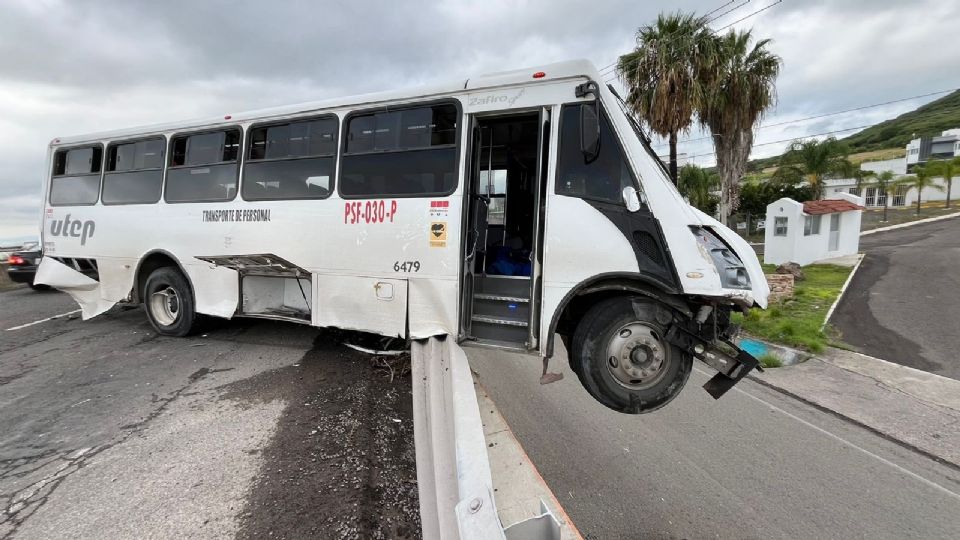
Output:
[150,287,180,327]
[606,323,667,390]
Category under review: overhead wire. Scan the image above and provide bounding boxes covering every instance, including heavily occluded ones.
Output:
[654,88,959,148]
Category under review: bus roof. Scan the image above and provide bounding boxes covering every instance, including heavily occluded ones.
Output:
[51,59,600,146]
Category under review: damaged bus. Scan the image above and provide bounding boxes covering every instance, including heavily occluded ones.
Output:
[36,60,769,414]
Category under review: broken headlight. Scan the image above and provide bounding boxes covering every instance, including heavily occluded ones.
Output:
[691,227,752,290]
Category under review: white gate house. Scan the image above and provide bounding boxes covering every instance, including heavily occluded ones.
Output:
[764,193,863,266]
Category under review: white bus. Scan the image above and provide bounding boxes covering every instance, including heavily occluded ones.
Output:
[36,60,768,414]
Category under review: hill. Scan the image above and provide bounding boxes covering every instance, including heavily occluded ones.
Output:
[842,89,960,151]
[746,89,960,171]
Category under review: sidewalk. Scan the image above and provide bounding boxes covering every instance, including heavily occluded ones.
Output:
[752,347,960,468]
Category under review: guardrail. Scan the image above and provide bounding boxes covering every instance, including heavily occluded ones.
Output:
[411,336,561,540]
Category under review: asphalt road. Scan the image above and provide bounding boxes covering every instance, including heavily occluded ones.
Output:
[467,346,960,539]
[0,287,418,539]
[832,217,960,380]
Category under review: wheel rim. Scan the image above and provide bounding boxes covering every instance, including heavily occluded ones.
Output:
[149,286,180,327]
[605,323,668,390]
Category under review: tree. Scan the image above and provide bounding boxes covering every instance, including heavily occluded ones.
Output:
[770,137,850,200]
[678,163,719,214]
[617,13,715,186]
[699,30,781,225]
[737,180,814,216]
[898,165,945,215]
[865,170,898,223]
[924,157,960,208]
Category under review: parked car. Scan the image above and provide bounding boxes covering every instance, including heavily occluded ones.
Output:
[6,243,46,290]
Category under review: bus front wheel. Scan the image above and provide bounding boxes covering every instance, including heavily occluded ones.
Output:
[571,296,692,414]
[143,267,196,337]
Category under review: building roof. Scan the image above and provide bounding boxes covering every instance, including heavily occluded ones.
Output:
[803,199,865,215]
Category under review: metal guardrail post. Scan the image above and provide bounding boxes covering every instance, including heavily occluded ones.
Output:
[411,336,560,540]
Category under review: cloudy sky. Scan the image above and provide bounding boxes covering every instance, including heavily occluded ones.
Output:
[2,0,959,243]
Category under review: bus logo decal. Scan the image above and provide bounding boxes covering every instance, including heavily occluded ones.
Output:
[49,214,95,246]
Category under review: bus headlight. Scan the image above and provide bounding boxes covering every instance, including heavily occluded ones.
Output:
[691,227,752,290]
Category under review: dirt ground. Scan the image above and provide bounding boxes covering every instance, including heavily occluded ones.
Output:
[224,330,421,540]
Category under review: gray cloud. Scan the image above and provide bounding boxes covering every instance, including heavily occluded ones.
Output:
[2,0,959,241]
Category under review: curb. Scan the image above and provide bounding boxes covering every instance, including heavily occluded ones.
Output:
[821,253,865,330]
[474,379,584,540]
[860,211,960,236]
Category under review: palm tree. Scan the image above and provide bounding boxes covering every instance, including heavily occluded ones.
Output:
[698,30,781,225]
[617,13,715,186]
[865,170,898,223]
[924,157,960,208]
[678,163,719,213]
[898,165,945,215]
[770,137,850,200]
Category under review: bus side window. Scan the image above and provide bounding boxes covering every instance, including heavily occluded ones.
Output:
[243,116,338,201]
[339,102,459,198]
[555,104,639,206]
[102,138,165,205]
[49,146,103,206]
[165,129,241,203]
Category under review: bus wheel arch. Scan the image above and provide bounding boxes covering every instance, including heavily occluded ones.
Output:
[134,251,199,337]
[546,275,694,414]
[133,250,194,304]
[546,273,691,359]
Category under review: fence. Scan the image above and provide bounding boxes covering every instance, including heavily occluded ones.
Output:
[728,213,767,243]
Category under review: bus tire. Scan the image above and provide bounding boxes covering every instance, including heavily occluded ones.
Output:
[143,266,196,337]
[571,296,691,414]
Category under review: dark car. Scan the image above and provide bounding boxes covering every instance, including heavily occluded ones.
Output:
[6,242,47,290]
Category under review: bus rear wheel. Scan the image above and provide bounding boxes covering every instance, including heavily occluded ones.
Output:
[570,296,691,414]
[143,267,196,337]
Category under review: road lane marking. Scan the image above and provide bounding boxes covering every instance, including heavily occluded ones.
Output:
[693,366,960,502]
[5,309,81,331]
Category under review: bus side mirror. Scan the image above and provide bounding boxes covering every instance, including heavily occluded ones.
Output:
[622,186,642,212]
[580,103,600,163]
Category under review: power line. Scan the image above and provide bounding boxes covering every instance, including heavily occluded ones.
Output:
[702,0,739,20]
[706,0,751,25]
[714,0,782,31]
[653,88,958,148]
[683,124,879,162]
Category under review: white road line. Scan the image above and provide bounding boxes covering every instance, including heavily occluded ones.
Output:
[694,366,960,502]
[5,309,81,331]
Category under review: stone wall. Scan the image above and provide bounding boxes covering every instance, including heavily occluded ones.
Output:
[766,273,794,302]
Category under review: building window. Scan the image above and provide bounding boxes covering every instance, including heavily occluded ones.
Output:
[339,103,459,198]
[102,137,165,205]
[848,187,862,197]
[865,187,877,206]
[556,104,639,205]
[876,189,887,207]
[243,117,338,200]
[49,145,103,206]
[774,216,788,237]
[804,214,822,236]
[165,129,241,203]
[892,185,908,207]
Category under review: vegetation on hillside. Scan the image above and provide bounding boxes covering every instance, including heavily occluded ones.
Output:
[842,90,960,152]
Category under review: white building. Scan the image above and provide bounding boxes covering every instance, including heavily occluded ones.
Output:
[764,193,864,266]
[821,127,960,209]
[906,128,960,170]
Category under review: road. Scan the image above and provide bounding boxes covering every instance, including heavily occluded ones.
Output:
[467,345,960,539]
[832,217,960,380]
[0,287,419,539]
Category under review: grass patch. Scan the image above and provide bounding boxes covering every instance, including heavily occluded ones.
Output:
[733,263,853,353]
[758,353,783,368]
